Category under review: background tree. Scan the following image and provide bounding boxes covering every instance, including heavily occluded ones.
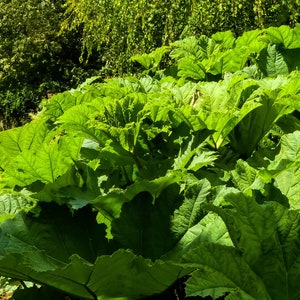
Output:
[63,0,300,77]
[62,0,192,75]
[0,0,96,128]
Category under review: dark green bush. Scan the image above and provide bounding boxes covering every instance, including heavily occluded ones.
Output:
[0,0,97,129]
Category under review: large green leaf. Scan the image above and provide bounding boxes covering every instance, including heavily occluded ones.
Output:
[111,184,183,260]
[268,131,300,171]
[91,170,183,219]
[87,250,183,299]
[180,243,270,300]
[170,36,205,61]
[0,119,52,169]
[177,56,206,80]
[264,24,300,49]
[42,91,79,121]
[173,136,217,171]
[1,135,82,187]
[211,31,236,49]
[58,102,110,146]
[165,212,232,261]
[0,203,109,298]
[130,46,170,71]
[268,131,300,208]
[0,202,184,299]
[195,75,260,148]
[171,179,211,238]
[258,44,289,77]
[235,30,266,54]
[229,80,293,158]
[210,191,300,300]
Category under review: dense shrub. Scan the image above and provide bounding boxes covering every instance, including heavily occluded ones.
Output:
[0,0,97,128]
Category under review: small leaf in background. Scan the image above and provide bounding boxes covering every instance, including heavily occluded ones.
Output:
[130,46,170,71]
[258,44,289,77]
[177,57,206,80]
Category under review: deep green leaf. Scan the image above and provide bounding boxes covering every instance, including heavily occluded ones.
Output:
[112,184,183,259]
[87,250,184,299]
[180,243,270,300]
[258,45,289,77]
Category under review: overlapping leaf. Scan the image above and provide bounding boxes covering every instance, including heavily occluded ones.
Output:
[268,131,300,208]
[207,191,300,300]
[1,134,82,187]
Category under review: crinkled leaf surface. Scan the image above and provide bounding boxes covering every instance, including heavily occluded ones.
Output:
[268,131,300,208]
[2,135,82,187]
[210,191,300,300]
[0,192,37,223]
[258,44,289,77]
[171,179,211,239]
[195,76,260,148]
[165,213,232,261]
[180,243,270,300]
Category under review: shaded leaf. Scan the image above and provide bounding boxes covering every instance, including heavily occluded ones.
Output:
[180,243,270,300]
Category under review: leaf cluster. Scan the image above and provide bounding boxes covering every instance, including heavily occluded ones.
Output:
[0,25,300,299]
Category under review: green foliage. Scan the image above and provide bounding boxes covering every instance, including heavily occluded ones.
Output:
[185,0,300,37]
[0,0,97,128]
[63,0,191,75]
[2,0,300,128]
[63,0,300,78]
[0,25,300,299]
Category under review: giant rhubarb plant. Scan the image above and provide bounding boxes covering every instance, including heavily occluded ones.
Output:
[0,24,300,299]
